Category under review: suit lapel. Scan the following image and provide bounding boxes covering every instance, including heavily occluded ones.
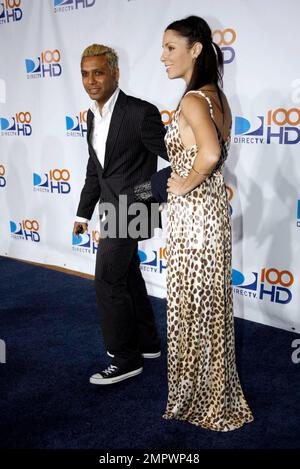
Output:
[103,90,127,172]
[87,108,93,143]
[86,109,102,169]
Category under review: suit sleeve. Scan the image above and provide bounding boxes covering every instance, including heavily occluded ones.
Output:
[76,154,101,220]
[141,104,169,161]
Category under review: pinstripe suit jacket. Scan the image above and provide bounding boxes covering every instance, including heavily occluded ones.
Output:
[76,89,168,238]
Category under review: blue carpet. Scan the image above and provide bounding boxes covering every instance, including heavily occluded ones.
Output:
[0,256,299,449]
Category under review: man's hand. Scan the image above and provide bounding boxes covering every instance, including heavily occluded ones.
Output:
[73,222,88,237]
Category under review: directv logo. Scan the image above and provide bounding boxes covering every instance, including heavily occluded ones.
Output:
[72,230,99,254]
[139,248,166,274]
[25,50,62,79]
[10,219,40,242]
[233,267,293,304]
[234,109,300,145]
[0,112,32,136]
[66,112,87,137]
[33,169,71,194]
[54,0,95,13]
[233,116,264,144]
[0,1,22,24]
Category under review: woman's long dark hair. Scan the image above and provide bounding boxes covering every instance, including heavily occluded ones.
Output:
[166,16,224,104]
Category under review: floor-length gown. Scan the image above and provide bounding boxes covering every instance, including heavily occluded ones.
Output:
[163,90,253,431]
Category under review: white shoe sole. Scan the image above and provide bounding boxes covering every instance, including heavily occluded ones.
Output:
[90,367,143,385]
[107,351,161,359]
[142,351,161,358]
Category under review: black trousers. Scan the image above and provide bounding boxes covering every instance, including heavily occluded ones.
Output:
[95,237,160,368]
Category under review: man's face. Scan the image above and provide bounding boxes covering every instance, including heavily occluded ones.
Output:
[81,55,119,105]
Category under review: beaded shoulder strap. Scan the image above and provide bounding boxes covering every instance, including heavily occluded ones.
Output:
[184,90,229,145]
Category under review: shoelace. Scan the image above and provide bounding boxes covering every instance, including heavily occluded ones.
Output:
[102,365,118,376]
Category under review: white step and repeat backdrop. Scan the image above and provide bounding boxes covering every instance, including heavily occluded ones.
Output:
[0,0,299,333]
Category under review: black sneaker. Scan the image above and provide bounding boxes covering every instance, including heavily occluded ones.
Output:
[107,350,161,359]
[90,364,143,385]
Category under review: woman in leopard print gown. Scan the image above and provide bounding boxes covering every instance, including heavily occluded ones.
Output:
[161,16,253,431]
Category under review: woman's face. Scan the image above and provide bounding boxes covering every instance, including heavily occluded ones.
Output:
[161,29,200,83]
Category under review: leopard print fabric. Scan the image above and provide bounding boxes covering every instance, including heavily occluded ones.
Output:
[163,90,254,431]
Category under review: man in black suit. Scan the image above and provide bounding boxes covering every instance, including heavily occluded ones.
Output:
[73,44,168,385]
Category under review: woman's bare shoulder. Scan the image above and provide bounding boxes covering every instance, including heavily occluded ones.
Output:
[180,91,212,116]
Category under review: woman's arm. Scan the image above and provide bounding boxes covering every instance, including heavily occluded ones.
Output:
[167,93,220,196]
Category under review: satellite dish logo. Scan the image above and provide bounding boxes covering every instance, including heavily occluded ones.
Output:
[72,230,99,254]
[54,0,96,13]
[234,108,300,145]
[138,247,166,274]
[66,111,87,137]
[25,50,62,79]
[0,111,32,136]
[10,219,40,242]
[33,169,71,194]
[234,115,264,144]
[0,164,6,187]
[0,0,22,25]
